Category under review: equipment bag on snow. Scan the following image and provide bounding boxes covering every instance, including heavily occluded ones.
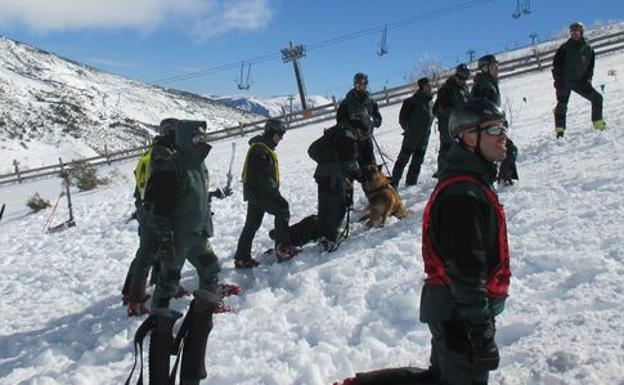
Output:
[307,125,342,163]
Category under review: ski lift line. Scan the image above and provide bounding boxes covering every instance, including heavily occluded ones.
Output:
[153,0,496,85]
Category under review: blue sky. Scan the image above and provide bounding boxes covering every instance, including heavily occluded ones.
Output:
[0,0,622,98]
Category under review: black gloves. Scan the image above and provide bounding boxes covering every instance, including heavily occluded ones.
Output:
[209,187,233,199]
[467,320,499,370]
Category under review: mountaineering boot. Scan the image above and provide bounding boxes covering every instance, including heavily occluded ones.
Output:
[149,309,182,385]
[180,289,221,384]
[593,119,606,131]
[275,243,299,262]
[127,300,150,317]
[234,257,260,269]
[555,127,565,139]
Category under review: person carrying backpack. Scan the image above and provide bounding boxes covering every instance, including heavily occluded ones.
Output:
[122,119,231,316]
[308,115,361,251]
[127,119,226,385]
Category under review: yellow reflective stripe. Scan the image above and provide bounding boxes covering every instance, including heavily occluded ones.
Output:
[241,143,279,186]
[134,150,152,200]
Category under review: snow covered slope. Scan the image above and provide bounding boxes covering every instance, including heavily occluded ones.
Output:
[0,36,261,172]
[0,49,623,385]
[213,94,333,117]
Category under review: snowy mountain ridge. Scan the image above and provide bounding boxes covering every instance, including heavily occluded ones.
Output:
[0,35,262,172]
[212,94,334,118]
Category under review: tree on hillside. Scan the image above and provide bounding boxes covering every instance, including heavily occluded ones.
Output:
[409,54,447,87]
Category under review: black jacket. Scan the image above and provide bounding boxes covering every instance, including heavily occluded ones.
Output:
[336,89,382,138]
[398,90,434,147]
[552,37,595,86]
[433,76,469,142]
[471,72,501,106]
[313,124,359,179]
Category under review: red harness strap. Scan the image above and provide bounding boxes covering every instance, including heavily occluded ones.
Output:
[421,174,511,298]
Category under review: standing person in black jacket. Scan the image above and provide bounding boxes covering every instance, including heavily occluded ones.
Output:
[391,77,434,187]
[233,119,298,268]
[336,72,383,169]
[419,100,511,385]
[552,21,605,138]
[472,54,519,186]
[433,64,471,177]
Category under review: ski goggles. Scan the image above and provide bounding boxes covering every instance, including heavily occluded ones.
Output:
[478,123,508,136]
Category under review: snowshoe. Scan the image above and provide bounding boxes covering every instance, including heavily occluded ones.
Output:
[214,303,235,314]
[216,283,242,298]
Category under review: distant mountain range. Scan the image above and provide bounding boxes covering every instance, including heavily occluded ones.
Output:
[0,35,262,171]
[212,94,333,118]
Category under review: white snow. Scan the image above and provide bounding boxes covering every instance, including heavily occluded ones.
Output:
[1,49,624,385]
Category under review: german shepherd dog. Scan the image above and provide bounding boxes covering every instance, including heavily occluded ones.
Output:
[360,164,409,227]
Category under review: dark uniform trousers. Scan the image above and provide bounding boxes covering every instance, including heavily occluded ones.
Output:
[554,82,603,129]
[316,177,347,242]
[429,321,489,385]
[392,138,429,186]
[235,200,290,260]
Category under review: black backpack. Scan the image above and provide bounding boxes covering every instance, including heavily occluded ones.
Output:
[307,124,343,163]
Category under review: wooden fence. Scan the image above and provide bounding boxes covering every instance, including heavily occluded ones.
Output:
[2,29,623,186]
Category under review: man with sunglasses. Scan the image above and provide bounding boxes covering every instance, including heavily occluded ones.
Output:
[418,100,511,385]
[432,63,471,177]
[472,55,519,186]
[234,119,298,268]
[552,21,605,138]
[336,72,383,169]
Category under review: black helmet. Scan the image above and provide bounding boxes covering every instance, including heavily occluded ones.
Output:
[455,63,471,80]
[263,118,286,135]
[449,100,506,139]
[353,72,368,85]
[477,54,498,70]
[158,118,178,138]
[569,21,584,32]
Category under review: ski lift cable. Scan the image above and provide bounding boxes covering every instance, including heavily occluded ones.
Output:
[154,0,496,85]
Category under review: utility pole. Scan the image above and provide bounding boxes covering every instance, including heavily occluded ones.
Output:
[281,42,308,112]
[467,49,476,63]
[529,32,538,45]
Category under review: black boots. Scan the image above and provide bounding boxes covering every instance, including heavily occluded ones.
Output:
[179,290,220,384]
[148,309,182,385]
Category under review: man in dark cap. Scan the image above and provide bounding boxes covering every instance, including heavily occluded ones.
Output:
[392,77,434,187]
[552,21,605,138]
